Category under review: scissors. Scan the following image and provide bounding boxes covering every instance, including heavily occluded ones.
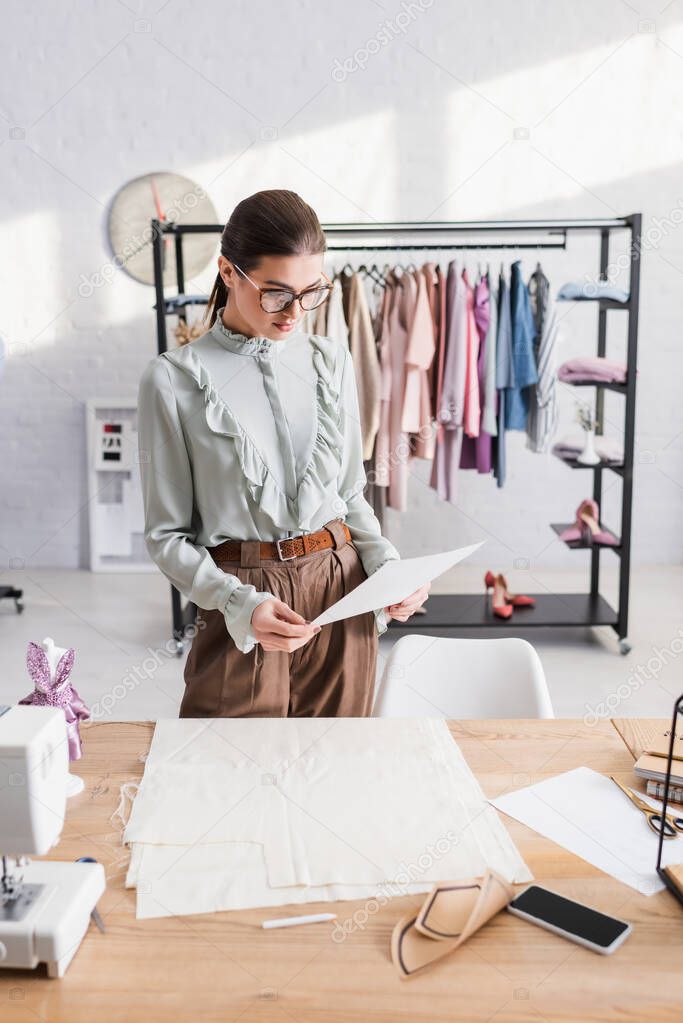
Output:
[75,857,107,932]
[610,776,683,839]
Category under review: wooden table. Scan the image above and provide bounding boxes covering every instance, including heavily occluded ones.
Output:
[2,718,682,1022]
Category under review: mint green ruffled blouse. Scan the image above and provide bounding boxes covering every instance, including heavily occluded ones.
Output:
[136,311,400,653]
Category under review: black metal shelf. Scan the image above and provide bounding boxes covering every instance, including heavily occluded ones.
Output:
[558,297,630,310]
[550,522,621,553]
[551,452,624,476]
[562,379,628,394]
[150,213,640,655]
[387,593,619,631]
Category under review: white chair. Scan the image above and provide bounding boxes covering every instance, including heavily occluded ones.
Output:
[372,635,554,719]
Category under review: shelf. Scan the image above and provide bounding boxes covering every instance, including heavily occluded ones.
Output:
[561,379,627,394]
[552,451,624,476]
[550,522,621,552]
[387,593,619,630]
[156,294,209,314]
[558,297,630,310]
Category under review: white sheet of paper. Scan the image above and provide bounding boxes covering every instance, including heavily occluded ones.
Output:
[312,541,484,626]
[490,766,683,895]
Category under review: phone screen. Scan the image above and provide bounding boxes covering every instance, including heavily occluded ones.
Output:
[509,886,629,948]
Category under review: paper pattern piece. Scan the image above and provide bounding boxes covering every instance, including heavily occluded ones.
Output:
[391,869,516,979]
[491,766,683,895]
[312,541,484,626]
[123,718,531,919]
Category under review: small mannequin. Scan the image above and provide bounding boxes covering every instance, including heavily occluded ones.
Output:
[19,636,90,797]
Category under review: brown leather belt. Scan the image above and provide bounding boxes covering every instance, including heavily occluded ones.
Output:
[208,520,352,564]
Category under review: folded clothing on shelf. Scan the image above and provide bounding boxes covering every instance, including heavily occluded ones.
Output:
[557,280,629,303]
[557,356,627,384]
[552,432,624,465]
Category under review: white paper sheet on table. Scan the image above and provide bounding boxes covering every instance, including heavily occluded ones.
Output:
[123,717,532,918]
[311,541,484,626]
[491,766,683,895]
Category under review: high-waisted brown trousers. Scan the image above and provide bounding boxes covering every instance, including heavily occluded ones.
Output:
[179,520,378,718]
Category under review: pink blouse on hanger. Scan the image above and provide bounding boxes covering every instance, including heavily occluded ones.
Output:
[401,269,436,461]
[386,270,413,511]
[461,269,481,439]
[373,277,394,490]
[430,260,468,503]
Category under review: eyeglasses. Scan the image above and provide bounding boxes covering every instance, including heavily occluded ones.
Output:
[231,261,333,314]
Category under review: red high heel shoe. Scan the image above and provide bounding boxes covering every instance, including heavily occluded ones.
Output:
[484,571,513,619]
[484,571,536,611]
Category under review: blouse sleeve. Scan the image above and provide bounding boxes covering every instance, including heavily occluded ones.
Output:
[337,346,401,636]
[137,357,276,654]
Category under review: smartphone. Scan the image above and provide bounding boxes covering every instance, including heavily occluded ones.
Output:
[507,885,632,955]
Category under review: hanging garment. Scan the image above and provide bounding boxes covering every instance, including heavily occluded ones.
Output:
[430,260,468,504]
[481,271,498,437]
[504,261,538,431]
[343,272,382,460]
[460,274,492,474]
[136,312,400,654]
[526,265,560,453]
[461,269,482,439]
[323,276,349,350]
[357,272,384,523]
[421,262,441,421]
[386,270,415,511]
[401,268,436,461]
[365,274,389,529]
[373,275,396,490]
[430,263,447,425]
[492,270,514,488]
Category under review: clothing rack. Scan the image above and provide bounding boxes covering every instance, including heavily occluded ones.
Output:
[151,215,641,656]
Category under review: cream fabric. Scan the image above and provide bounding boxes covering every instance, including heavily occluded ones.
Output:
[137,311,399,653]
[126,842,434,920]
[123,718,532,919]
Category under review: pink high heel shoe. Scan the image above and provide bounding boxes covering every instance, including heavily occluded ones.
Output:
[485,571,535,611]
[559,499,619,547]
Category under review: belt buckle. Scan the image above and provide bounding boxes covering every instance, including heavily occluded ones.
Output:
[276,536,297,561]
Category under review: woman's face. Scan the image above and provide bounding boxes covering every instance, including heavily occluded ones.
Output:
[218,252,326,341]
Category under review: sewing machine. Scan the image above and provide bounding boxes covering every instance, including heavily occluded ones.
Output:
[0,705,105,977]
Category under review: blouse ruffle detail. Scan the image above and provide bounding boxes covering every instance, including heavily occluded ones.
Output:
[161,335,344,532]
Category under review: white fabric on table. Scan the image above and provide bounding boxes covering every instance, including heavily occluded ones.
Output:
[123,718,532,918]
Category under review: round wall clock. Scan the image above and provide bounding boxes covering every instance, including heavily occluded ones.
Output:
[107,172,219,286]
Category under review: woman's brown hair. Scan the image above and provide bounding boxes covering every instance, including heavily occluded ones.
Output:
[205,189,327,327]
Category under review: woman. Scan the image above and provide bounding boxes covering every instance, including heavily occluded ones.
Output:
[137,189,429,718]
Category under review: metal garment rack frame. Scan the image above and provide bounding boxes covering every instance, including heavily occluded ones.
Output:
[151,214,641,656]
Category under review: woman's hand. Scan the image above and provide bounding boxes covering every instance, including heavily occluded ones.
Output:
[251,598,321,653]
[384,582,431,622]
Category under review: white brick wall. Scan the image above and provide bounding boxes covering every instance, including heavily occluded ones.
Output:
[1,0,682,574]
